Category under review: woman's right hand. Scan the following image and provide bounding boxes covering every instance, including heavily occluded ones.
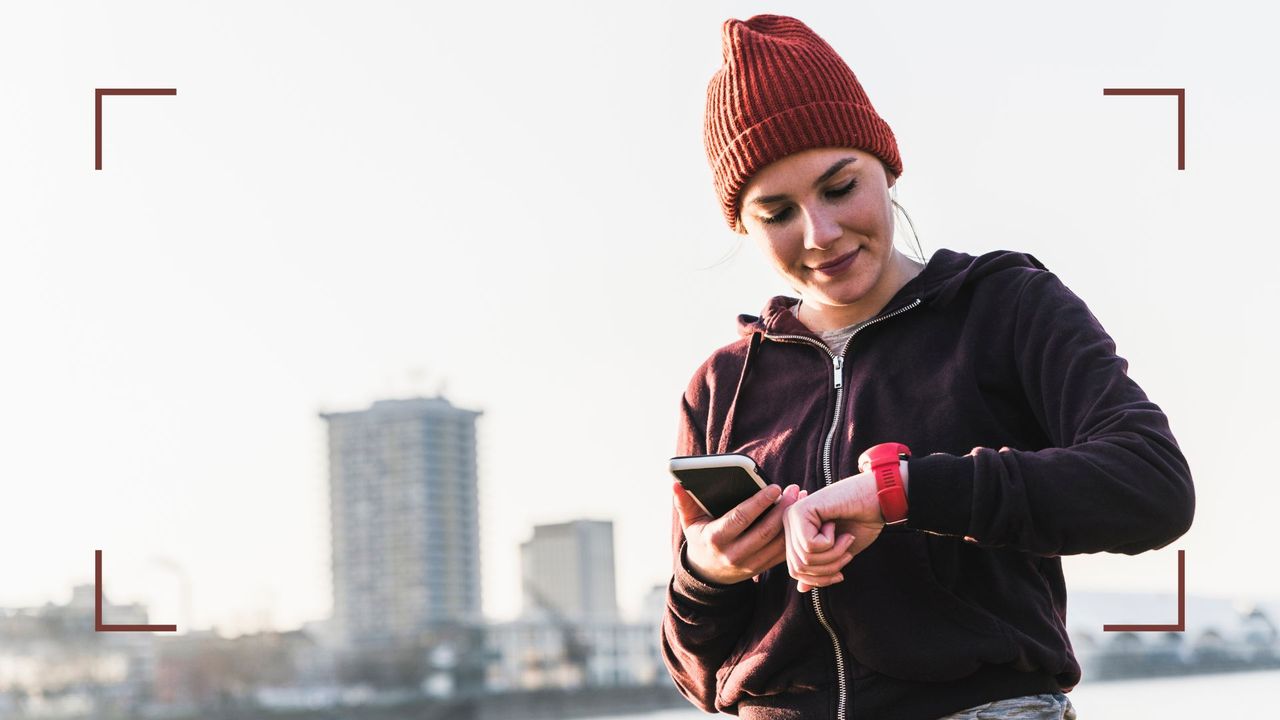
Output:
[672,481,803,585]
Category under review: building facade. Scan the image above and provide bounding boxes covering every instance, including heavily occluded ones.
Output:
[484,619,663,691]
[323,396,483,649]
[0,585,154,715]
[520,520,618,625]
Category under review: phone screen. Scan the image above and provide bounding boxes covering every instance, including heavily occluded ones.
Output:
[670,460,768,518]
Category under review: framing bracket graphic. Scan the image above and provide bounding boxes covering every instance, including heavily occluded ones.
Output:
[94,88,178,170]
[1102,549,1186,632]
[94,549,178,632]
[1102,87,1186,170]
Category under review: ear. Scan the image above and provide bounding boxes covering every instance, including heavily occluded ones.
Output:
[886,170,898,189]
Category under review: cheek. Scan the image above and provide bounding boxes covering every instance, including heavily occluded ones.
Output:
[843,193,888,226]
[869,197,896,237]
[759,231,803,264]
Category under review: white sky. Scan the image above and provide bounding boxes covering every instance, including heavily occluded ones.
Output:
[1,0,1277,635]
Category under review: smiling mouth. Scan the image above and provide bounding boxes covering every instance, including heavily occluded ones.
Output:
[812,248,860,272]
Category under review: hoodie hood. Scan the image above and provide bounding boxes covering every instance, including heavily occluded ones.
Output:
[736,248,1048,340]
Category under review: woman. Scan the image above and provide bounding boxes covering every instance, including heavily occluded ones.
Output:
[661,14,1194,720]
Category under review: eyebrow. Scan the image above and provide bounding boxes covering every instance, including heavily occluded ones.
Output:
[748,157,858,207]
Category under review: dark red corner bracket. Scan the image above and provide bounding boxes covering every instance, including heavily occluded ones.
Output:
[94,88,178,170]
[94,550,177,632]
[1103,549,1186,632]
[1102,88,1185,170]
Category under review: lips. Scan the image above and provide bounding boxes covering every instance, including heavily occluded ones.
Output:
[812,248,859,275]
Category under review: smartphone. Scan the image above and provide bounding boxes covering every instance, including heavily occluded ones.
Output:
[668,453,771,519]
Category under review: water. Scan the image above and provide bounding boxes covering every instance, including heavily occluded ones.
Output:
[593,670,1280,719]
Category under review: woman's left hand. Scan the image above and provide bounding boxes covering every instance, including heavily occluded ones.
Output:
[782,470,885,592]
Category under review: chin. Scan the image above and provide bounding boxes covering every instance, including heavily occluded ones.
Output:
[820,281,874,305]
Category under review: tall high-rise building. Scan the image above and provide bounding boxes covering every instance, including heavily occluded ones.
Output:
[520,520,618,624]
[322,396,482,648]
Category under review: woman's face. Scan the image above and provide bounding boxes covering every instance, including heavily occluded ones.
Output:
[738,147,900,320]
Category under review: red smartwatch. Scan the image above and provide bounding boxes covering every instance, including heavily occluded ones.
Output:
[858,442,911,525]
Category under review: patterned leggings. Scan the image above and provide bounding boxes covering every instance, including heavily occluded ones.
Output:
[935,692,1077,720]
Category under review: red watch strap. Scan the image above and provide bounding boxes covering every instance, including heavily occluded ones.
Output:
[860,443,911,524]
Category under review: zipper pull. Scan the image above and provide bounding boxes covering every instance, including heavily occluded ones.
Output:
[832,355,843,389]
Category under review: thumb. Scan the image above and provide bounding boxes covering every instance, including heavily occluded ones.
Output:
[672,482,710,529]
[796,505,835,553]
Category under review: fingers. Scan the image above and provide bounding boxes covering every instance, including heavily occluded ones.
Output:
[730,485,803,567]
[675,482,797,585]
[734,484,800,549]
[672,482,710,530]
[784,500,837,557]
[793,563,846,592]
[788,532,854,588]
[705,484,783,545]
[818,521,836,550]
[793,563,845,592]
[781,492,859,592]
[735,532,788,575]
[793,532,855,568]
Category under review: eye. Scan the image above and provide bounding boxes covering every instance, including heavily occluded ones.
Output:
[757,179,858,225]
[826,178,857,198]
[759,207,792,225]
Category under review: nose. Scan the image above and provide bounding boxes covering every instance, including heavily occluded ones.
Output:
[801,204,842,251]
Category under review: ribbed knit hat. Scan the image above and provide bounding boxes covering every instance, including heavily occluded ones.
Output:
[704,14,903,229]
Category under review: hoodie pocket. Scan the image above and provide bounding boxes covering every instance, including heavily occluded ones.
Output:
[828,526,1017,682]
[714,564,831,707]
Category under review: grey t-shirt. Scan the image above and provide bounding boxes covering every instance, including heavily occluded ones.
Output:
[792,302,875,354]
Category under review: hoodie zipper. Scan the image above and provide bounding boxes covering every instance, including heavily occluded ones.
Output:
[762,297,922,720]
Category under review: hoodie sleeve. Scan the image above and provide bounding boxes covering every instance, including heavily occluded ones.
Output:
[904,269,1195,556]
[660,381,757,713]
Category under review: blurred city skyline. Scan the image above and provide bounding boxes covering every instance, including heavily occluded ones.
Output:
[3,0,1280,637]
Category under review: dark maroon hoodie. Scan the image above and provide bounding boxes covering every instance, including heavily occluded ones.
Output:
[661,249,1194,720]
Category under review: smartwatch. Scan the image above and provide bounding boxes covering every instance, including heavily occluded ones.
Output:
[858,442,911,525]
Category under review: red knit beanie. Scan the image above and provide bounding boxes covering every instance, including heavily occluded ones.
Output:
[704,14,903,230]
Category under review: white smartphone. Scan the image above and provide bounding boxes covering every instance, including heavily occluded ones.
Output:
[669,453,771,519]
